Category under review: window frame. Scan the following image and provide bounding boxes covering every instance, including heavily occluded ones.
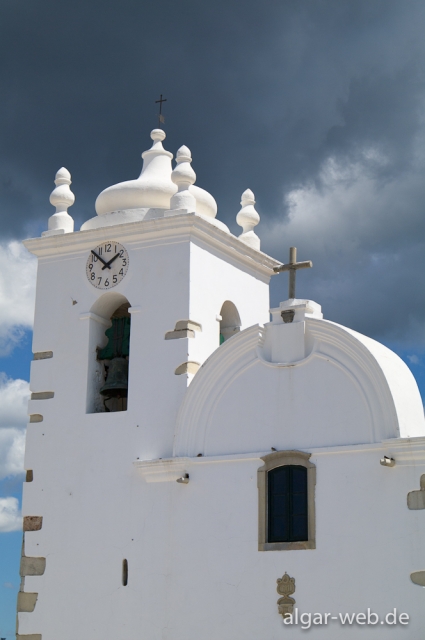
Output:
[257,451,316,551]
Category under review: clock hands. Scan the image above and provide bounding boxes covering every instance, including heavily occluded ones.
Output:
[91,250,111,269]
[101,253,120,271]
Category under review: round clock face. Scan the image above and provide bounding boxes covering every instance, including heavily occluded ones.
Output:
[86,241,129,289]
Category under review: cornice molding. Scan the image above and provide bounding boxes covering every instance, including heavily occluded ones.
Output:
[23,213,280,280]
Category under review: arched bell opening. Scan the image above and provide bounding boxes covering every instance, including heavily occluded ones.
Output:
[98,302,130,412]
[219,301,241,345]
[86,292,131,414]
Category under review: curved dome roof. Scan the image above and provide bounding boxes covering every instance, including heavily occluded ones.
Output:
[95,129,174,214]
[95,129,218,220]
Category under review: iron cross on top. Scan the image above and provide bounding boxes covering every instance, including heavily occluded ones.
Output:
[155,94,167,127]
[273,247,313,299]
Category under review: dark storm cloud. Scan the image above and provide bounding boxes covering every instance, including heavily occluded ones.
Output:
[0,0,424,345]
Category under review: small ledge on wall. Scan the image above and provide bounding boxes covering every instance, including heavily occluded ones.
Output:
[165,319,202,340]
[411,571,425,586]
[174,361,200,375]
[33,351,53,360]
[30,392,54,400]
[29,414,43,423]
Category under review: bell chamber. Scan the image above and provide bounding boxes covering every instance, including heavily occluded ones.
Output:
[97,303,131,412]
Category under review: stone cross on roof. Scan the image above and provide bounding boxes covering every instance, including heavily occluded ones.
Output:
[273,247,312,299]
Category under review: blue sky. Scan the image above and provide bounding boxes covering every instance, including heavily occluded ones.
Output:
[1,1,424,636]
[0,330,32,638]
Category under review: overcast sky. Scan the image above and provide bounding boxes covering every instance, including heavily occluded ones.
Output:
[1,0,424,345]
[0,1,424,629]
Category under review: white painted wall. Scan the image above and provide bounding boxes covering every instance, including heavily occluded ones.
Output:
[21,443,425,639]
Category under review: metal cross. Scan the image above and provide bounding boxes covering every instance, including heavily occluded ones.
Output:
[273,247,312,299]
[155,94,167,127]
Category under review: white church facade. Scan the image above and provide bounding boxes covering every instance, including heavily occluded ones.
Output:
[17,127,425,638]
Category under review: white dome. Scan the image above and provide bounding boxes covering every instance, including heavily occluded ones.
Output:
[81,128,227,233]
[94,130,218,220]
[95,129,175,215]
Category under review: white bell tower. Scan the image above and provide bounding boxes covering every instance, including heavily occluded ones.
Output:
[17,128,279,638]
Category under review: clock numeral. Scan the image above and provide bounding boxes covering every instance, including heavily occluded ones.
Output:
[119,250,124,258]
[98,247,102,255]
[122,258,127,266]
[93,254,98,262]
[119,268,124,276]
[105,243,111,252]
[113,275,118,284]
[104,278,110,287]
[98,277,102,285]
[91,272,95,281]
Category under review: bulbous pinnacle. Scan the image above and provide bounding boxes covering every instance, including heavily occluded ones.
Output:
[236,188,260,251]
[43,167,75,236]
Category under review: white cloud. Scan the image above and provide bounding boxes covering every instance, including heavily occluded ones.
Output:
[0,375,29,479]
[0,240,36,356]
[0,497,22,533]
[0,428,26,480]
[408,355,420,365]
[275,146,424,257]
[0,373,30,428]
[262,140,425,345]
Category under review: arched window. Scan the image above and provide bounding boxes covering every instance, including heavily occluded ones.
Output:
[85,293,131,414]
[97,302,130,412]
[219,301,241,345]
[257,451,316,551]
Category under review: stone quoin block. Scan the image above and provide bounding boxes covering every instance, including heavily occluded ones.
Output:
[30,392,54,400]
[20,556,46,576]
[23,516,43,532]
[17,592,38,612]
[33,351,53,360]
[29,415,43,423]
[407,475,425,510]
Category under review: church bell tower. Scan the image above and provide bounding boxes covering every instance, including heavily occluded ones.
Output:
[17,127,279,638]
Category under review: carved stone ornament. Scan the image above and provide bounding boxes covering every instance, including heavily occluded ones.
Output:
[277,572,296,619]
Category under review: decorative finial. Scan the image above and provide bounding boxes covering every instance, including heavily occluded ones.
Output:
[155,94,167,127]
[150,129,166,142]
[236,189,260,250]
[42,168,75,236]
[145,128,168,156]
[170,145,197,212]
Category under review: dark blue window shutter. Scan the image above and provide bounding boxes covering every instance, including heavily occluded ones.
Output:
[268,465,308,542]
